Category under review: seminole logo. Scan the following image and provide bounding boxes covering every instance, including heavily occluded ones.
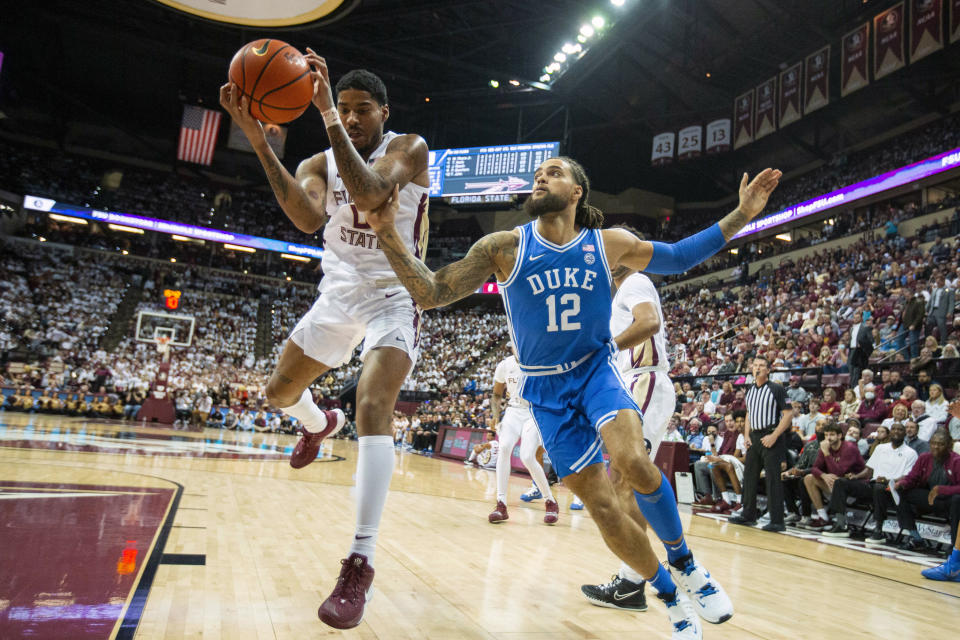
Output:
[848,32,863,50]
[881,11,899,32]
[253,40,272,56]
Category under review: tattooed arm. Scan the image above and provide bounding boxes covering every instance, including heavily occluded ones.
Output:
[326,129,429,211]
[365,186,517,309]
[219,83,327,234]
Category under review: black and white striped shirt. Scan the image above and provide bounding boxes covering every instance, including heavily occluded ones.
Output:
[745,381,788,432]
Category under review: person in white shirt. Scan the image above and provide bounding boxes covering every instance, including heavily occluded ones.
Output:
[911,399,941,441]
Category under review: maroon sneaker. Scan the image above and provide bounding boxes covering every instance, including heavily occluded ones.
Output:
[709,499,732,514]
[695,494,717,507]
[804,517,830,531]
[544,499,559,525]
[488,500,508,523]
[318,553,375,629]
[290,409,345,469]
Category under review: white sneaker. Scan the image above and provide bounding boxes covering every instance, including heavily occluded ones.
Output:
[669,557,734,624]
[784,513,800,525]
[658,589,702,639]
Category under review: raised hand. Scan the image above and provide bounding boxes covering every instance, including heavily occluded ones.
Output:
[219,82,264,141]
[304,47,335,113]
[737,168,783,219]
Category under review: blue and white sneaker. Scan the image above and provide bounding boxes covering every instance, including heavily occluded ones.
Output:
[921,561,960,582]
[657,589,702,640]
[668,555,733,624]
[570,495,584,510]
[520,485,542,502]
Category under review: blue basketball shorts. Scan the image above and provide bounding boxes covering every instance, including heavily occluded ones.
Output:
[519,343,642,478]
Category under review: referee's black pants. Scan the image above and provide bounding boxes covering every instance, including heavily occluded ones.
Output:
[740,431,787,525]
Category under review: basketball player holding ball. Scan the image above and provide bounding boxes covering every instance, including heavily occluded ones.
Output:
[220,48,429,630]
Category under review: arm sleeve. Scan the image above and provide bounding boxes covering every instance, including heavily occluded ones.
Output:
[643,223,727,275]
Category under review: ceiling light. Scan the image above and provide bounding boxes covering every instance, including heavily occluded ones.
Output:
[49,213,88,225]
[577,34,588,43]
[281,253,310,262]
[489,79,499,88]
[611,0,625,6]
[592,15,606,28]
[223,243,255,253]
[540,74,550,82]
[554,52,567,62]
[775,233,792,242]
[580,24,595,37]
[562,42,576,54]
[122,250,128,255]
[509,79,520,86]
[424,97,431,102]
[170,258,177,263]
[172,235,190,241]
[705,72,712,78]
[108,223,144,234]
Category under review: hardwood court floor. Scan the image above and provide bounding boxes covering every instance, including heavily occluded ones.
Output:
[0,413,957,640]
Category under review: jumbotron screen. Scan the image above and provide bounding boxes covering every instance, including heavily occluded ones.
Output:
[428,141,560,198]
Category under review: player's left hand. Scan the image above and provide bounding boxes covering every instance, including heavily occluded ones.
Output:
[737,168,783,219]
[364,184,400,233]
[304,47,335,112]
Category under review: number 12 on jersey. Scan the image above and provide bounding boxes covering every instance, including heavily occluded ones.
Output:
[545,293,581,332]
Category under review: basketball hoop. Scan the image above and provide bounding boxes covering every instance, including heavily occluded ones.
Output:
[156,336,172,363]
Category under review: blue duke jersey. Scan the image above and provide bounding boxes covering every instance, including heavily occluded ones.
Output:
[499,222,613,374]
[321,131,430,282]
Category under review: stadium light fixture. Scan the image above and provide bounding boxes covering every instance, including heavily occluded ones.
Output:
[489,79,499,88]
[39,236,46,242]
[49,213,88,225]
[562,42,577,54]
[729,248,739,255]
[775,233,792,242]
[122,250,128,255]
[108,223,144,234]
[611,0,625,7]
[170,258,177,263]
[592,15,606,29]
[281,253,310,262]
[577,34,588,43]
[580,24,595,37]
[554,52,567,62]
[172,235,190,241]
[540,74,550,82]
[224,243,256,253]
[509,79,520,86]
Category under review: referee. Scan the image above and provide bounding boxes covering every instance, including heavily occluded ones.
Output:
[729,355,793,532]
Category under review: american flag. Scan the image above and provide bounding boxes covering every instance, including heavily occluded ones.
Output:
[177,105,222,165]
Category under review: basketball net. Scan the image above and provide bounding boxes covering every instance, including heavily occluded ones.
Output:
[156,336,172,363]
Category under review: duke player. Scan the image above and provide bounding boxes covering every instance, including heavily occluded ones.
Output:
[221,56,429,630]
[582,239,678,612]
[488,349,559,525]
[366,157,781,639]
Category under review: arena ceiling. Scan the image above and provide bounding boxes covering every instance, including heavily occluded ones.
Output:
[2,0,960,202]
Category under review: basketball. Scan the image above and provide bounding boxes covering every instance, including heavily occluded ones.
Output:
[228,39,314,124]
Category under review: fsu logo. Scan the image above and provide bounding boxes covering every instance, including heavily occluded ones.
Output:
[813,54,824,69]
[848,32,863,50]
[881,9,899,32]
[785,70,797,84]
[739,96,749,110]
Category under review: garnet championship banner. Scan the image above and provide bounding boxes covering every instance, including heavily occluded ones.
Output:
[778,62,802,127]
[842,23,870,96]
[651,132,675,166]
[677,125,702,161]
[705,119,731,154]
[910,0,944,62]
[733,89,754,149]
[952,0,960,42]
[755,77,777,140]
[875,2,906,79]
[804,46,830,114]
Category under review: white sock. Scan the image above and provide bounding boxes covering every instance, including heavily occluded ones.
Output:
[723,491,736,504]
[467,450,477,462]
[495,450,510,503]
[817,508,829,520]
[735,493,742,503]
[349,435,395,566]
[520,440,554,502]
[281,389,327,433]
[619,562,645,584]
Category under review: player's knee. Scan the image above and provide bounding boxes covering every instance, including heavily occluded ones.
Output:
[611,451,660,493]
[803,473,816,488]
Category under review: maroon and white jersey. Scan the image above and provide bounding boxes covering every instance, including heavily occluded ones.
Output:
[321,131,429,281]
[611,273,670,374]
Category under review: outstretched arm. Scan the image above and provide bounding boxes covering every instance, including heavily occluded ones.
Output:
[366,186,516,309]
[607,168,782,274]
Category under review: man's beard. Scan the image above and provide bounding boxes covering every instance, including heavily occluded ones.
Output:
[524,191,568,218]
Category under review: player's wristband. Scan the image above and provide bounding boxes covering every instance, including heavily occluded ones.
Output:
[644,222,727,275]
[322,108,341,128]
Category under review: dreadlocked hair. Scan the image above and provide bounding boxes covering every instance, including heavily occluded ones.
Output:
[559,156,604,229]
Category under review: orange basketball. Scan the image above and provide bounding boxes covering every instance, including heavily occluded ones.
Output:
[228,39,314,124]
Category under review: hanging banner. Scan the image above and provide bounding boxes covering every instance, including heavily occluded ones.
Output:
[705,119,731,154]
[875,2,906,79]
[677,125,702,161]
[778,62,803,127]
[804,45,830,114]
[733,89,755,149]
[952,0,960,42]
[651,132,675,166]
[842,23,871,96]
[755,77,777,139]
[910,0,944,61]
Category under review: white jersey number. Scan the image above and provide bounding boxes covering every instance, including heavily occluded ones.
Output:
[545,293,581,332]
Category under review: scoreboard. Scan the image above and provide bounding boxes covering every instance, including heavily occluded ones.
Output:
[428,141,560,198]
